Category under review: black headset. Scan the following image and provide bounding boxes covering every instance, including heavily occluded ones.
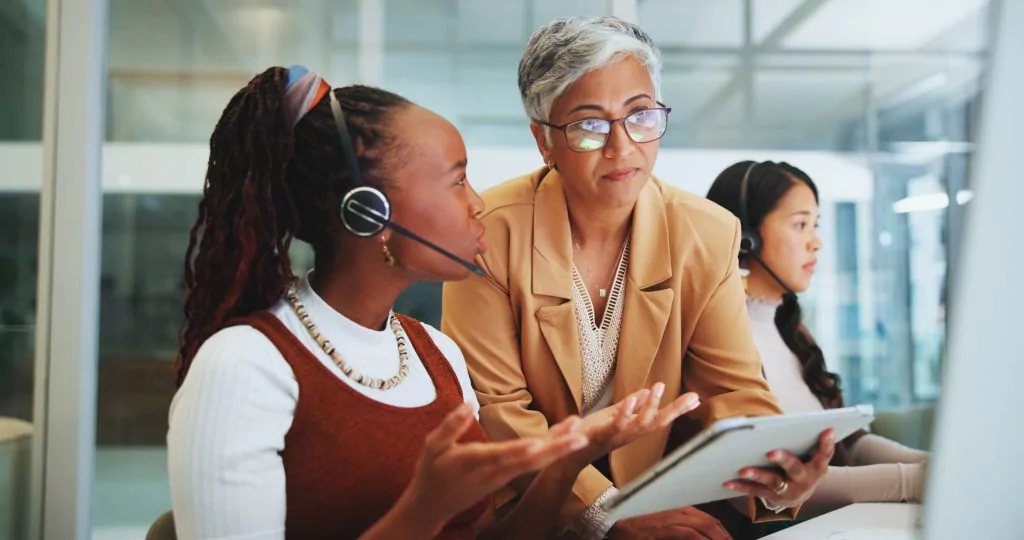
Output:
[737,161,762,261]
[736,160,794,296]
[328,91,391,237]
[326,91,484,276]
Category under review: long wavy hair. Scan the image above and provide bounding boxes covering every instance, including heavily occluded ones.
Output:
[707,161,844,409]
[175,67,411,387]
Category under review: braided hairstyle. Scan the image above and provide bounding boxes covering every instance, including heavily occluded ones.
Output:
[175,66,412,386]
[707,161,844,409]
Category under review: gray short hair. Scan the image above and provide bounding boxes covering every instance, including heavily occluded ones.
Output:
[518,16,663,125]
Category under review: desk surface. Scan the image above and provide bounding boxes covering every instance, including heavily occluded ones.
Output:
[764,503,923,539]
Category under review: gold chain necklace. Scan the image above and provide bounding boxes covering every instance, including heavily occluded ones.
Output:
[572,235,629,299]
[285,282,410,390]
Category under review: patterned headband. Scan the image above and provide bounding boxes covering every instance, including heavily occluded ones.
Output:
[282,64,332,128]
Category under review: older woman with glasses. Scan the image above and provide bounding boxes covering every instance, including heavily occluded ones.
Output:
[442,16,833,539]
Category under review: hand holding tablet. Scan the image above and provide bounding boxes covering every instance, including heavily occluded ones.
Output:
[602,406,875,521]
[725,427,836,510]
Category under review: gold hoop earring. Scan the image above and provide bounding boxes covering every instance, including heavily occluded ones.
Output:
[547,161,558,171]
[381,238,396,267]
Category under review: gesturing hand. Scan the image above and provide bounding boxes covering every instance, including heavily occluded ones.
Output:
[569,382,700,470]
[400,403,589,531]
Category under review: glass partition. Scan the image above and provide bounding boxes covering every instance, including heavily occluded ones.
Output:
[0,0,48,536]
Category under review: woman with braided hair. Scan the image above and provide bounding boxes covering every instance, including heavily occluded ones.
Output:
[167,65,699,540]
[706,160,928,521]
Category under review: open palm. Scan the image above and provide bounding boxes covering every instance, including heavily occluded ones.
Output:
[572,383,700,468]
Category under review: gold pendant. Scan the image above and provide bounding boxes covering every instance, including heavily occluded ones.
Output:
[599,288,607,298]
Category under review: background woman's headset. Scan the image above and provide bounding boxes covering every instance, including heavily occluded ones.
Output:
[737,161,794,296]
[738,161,763,261]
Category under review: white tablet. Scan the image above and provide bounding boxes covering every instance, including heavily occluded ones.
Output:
[602,405,875,521]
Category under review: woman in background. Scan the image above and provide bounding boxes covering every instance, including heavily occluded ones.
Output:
[707,160,928,519]
[167,65,699,540]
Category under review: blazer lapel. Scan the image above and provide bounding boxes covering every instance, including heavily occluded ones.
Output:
[537,303,584,412]
[613,180,674,402]
[532,169,573,300]
[532,170,583,412]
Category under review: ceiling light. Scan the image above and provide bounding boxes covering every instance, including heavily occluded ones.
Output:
[893,192,949,213]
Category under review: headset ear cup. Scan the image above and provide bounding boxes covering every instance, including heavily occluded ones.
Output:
[341,186,390,236]
[737,161,759,261]
[739,229,761,260]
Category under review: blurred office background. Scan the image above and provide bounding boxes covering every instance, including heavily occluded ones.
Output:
[0,0,994,537]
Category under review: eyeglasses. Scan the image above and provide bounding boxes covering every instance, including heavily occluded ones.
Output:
[535,107,672,153]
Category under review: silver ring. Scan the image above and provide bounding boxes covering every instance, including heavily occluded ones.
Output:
[775,480,789,495]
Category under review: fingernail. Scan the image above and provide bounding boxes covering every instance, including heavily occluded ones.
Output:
[626,397,637,413]
[654,383,665,398]
[724,482,736,490]
[526,442,542,453]
[571,438,588,451]
[742,470,756,479]
[770,451,783,461]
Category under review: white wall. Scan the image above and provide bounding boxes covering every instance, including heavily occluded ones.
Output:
[0,143,873,199]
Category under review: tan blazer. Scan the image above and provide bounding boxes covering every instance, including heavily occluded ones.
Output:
[442,168,787,528]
